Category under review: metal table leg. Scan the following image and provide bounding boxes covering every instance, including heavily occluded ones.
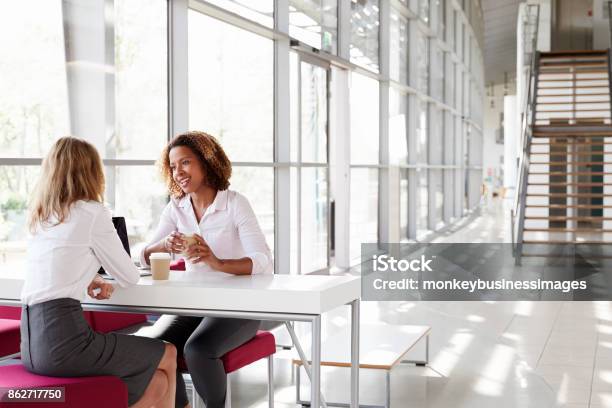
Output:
[312,315,321,408]
[285,321,328,408]
[351,299,360,408]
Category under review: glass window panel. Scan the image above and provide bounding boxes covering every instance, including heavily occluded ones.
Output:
[419,0,430,24]
[400,169,409,240]
[430,169,443,229]
[114,0,167,159]
[390,10,408,84]
[416,100,428,164]
[188,10,273,162]
[350,168,378,262]
[436,0,444,38]
[416,168,429,238]
[0,1,69,158]
[290,168,299,274]
[289,0,337,53]
[301,167,328,273]
[430,41,443,101]
[230,166,275,253]
[429,104,443,164]
[416,29,429,94]
[350,0,380,72]
[389,88,408,165]
[290,52,300,163]
[301,63,328,163]
[445,1,455,49]
[105,166,167,260]
[0,166,40,270]
[350,73,379,164]
[204,0,274,28]
[444,55,454,106]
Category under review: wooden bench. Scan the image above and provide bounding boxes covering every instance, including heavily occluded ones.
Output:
[292,323,430,408]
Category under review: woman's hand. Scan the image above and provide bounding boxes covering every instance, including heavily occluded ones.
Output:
[185,234,221,268]
[87,275,115,300]
[162,231,185,254]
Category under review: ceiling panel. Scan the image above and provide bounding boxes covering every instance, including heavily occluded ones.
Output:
[482,0,521,84]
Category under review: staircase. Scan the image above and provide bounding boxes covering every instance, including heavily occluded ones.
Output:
[513,49,612,262]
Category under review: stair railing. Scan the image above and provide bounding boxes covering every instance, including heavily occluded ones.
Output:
[511,4,540,264]
[608,1,612,120]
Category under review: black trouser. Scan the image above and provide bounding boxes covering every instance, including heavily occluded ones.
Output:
[146,315,260,408]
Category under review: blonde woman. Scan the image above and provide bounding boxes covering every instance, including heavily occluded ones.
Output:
[21,137,177,408]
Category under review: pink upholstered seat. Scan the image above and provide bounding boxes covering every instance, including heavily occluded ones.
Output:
[170,258,186,271]
[177,330,276,374]
[89,312,147,333]
[222,331,276,374]
[0,307,20,320]
[0,319,20,358]
[0,364,127,408]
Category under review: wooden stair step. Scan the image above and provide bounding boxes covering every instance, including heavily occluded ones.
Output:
[530,141,612,146]
[526,204,612,208]
[530,161,609,165]
[533,132,612,137]
[537,79,609,83]
[536,109,611,113]
[538,85,610,90]
[539,62,608,68]
[527,192,612,197]
[537,93,610,97]
[529,152,611,156]
[522,253,612,258]
[527,182,612,186]
[538,69,609,75]
[529,172,612,176]
[523,240,612,244]
[536,101,610,105]
[540,49,608,56]
[524,228,612,233]
[526,216,612,221]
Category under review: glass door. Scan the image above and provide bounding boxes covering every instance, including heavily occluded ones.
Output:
[290,51,330,274]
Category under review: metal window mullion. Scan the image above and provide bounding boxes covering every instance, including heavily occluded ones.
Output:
[168,0,189,138]
[297,53,302,275]
[379,0,391,245]
[274,0,290,275]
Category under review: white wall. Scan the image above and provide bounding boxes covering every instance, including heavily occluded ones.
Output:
[504,95,519,196]
[483,82,514,198]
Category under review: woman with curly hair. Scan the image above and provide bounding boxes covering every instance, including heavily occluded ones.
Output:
[140,131,273,408]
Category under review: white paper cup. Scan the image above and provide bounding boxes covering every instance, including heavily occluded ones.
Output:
[150,252,171,280]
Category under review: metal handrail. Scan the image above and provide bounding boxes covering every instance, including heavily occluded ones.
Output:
[609,1,612,52]
[511,4,540,263]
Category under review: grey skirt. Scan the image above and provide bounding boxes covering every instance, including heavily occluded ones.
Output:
[20,298,165,406]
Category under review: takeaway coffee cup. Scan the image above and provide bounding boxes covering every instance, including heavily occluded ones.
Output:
[150,252,171,280]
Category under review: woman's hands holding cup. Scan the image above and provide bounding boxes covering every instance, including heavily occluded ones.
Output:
[163,231,185,254]
[184,234,220,268]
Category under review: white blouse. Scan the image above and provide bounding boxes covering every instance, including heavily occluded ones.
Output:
[21,201,141,305]
[140,190,273,275]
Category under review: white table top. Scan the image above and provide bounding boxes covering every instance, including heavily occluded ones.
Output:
[0,270,360,316]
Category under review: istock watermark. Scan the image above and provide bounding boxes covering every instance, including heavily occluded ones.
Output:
[361,243,612,301]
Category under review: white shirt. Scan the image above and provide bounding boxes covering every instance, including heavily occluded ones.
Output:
[21,201,140,305]
[140,190,273,275]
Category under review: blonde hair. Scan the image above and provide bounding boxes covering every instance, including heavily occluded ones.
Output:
[159,131,232,199]
[28,137,105,233]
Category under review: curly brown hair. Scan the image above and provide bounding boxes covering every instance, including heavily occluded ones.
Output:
[160,131,232,199]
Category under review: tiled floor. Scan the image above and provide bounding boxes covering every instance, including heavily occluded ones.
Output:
[229,199,610,408]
